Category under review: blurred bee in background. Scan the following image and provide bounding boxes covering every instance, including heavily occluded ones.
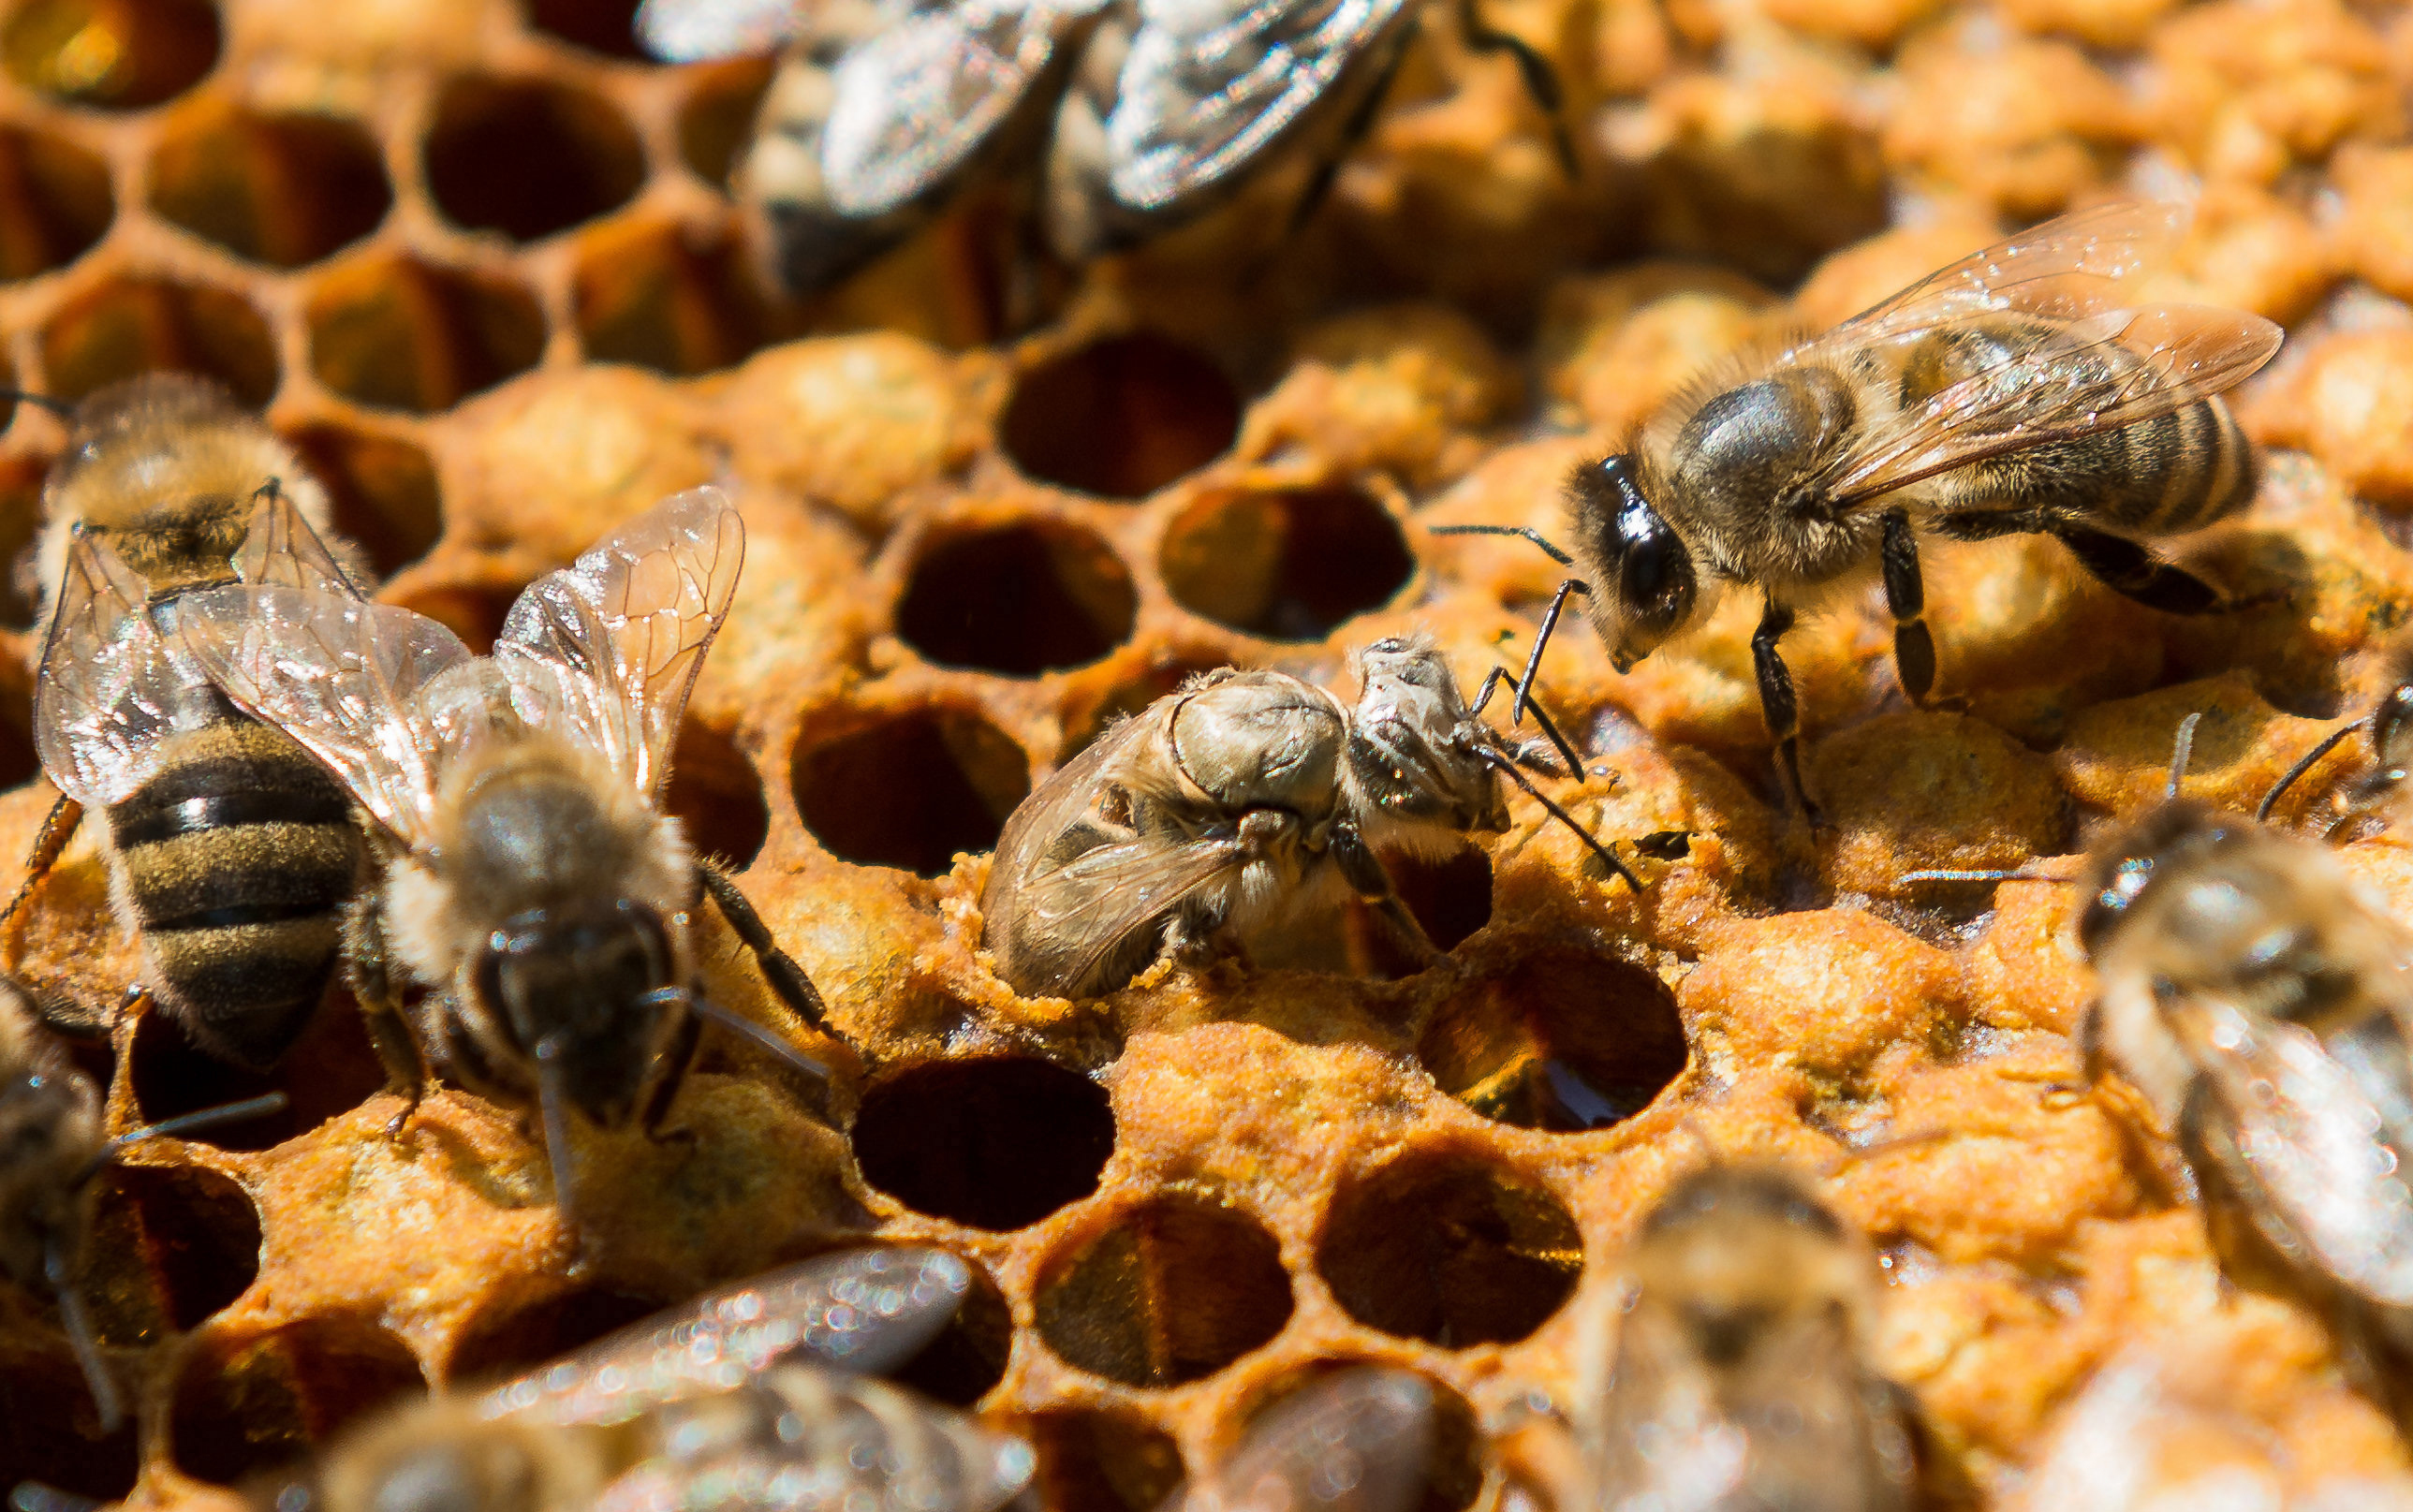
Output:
[633,0,1573,298]
[172,488,838,1237]
[1157,1367,1435,1512]
[2254,637,2413,837]
[1437,199,2282,820]
[15,374,375,1069]
[980,633,1641,1001]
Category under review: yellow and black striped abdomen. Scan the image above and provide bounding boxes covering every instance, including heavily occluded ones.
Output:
[104,712,360,1069]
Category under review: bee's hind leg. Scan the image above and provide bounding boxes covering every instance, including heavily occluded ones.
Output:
[1880,509,1946,709]
[1332,820,1442,971]
[696,861,846,1049]
[1457,0,1577,175]
[2052,524,2262,614]
[1751,598,1824,828]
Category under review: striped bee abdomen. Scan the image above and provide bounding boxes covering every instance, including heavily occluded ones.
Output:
[105,717,361,1070]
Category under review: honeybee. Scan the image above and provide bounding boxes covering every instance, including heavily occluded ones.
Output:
[1576,1165,1918,1511]
[633,0,1570,296]
[1161,1367,1435,1512]
[980,634,1639,1000]
[2254,637,2413,834]
[170,487,838,1233]
[1437,200,2282,818]
[17,374,375,1068]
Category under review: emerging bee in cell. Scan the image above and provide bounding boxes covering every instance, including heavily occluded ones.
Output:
[171,487,838,1236]
[1574,1165,1919,1511]
[979,634,1640,1001]
[1437,199,2283,820]
[1158,1367,1435,1512]
[17,374,378,1070]
[633,0,1572,298]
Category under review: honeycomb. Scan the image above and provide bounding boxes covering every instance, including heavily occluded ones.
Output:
[2,0,2413,1505]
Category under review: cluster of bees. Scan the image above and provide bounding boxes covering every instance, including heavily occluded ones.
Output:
[5,0,2413,1494]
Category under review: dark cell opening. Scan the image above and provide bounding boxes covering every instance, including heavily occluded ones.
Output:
[84,1160,263,1340]
[1238,1365,1485,1512]
[2,0,219,109]
[1317,1147,1581,1347]
[1160,487,1412,640]
[664,719,772,870]
[897,521,1138,676]
[41,278,279,407]
[444,1285,666,1384]
[1020,1409,1185,1512]
[677,56,776,189]
[573,217,770,375]
[0,1342,140,1498]
[0,125,111,279]
[390,582,521,655]
[283,422,444,580]
[1000,334,1239,500]
[150,108,390,268]
[851,1057,1113,1231]
[1058,657,1221,762]
[169,1317,426,1484]
[423,75,644,242]
[791,709,1028,876]
[889,1256,1012,1407]
[1419,948,1686,1133]
[126,986,387,1152]
[304,255,545,414]
[1388,847,1493,955]
[525,0,648,58]
[1034,1194,1293,1388]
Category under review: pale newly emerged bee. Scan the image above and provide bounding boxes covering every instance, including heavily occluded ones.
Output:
[980,634,1639,1000]
[1440,200,2282,817]
[1159,1367,1435,1512]
[633,0,1570,296]
[18,374,375,1069]
[171,488,836,1232]
[1573,1165,1918,1512]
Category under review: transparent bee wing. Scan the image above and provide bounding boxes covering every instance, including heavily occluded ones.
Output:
[1160,1369,1435,1512]
[173,585,472,850]
[33,533,216,808]
[820,0,1086,217]
[1021,829,1248,998]
[234,489,368,598]
[480,1247,975,1427]
[1104,0,1416,211]
[636,0,806,60]
[493,487,744,802]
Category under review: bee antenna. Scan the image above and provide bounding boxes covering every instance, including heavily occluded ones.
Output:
[110,1092,288,1152]
[41,1229,123,1436]
[675,991,832,1090]
[1476,748,1643,892]
[533,1035,582,1240]
[2255,717,2368,824]
[1898,867,2075,885]
[0,389,73,418]
[1817,1125,1954,1176]
[12,1483,103,1512]
[2165,712,2203,801]
[1427,523,1576,565]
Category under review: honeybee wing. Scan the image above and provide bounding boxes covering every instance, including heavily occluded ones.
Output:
[173,586,474,851]
[636,0,806,60]
[1157,1369,1435,1512]
[234,489,367,598]
[493,488,743,803]
[30,533,211,808]
[479,1247,976,1428]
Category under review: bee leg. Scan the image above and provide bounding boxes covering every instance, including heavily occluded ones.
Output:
[1,793,82,932]
[1279,40,1409,239]
[1512,578,1589,727]
[1457,0,1578,176]
[1751,598,1822,827]
[695,862,848,1050]
[1332,821,1442,969]
[344,896,428,1132]
[1471,668,1584,777]
[1880,509,1942,708]
[2052,525,2236,614]
[637,992,703,1140]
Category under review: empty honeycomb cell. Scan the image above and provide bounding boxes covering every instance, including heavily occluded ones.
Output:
[677,56,775,189]
[889,1255,1012,1407]
[423,74,645,242]
[0,125,111,280]
[282,422,443,579]
[1316,1148,1582,1347]
[126,991,387,1152]
[390,581,520,653]
[790,707,1029,875]
[896,521,1139,676]
[1018,1408,1185,1512]
[83,1162,261,1341]
[1418,948,1687,1133]
[1,0,217,108]
[850,1057,1114,1230]
[168,1316,425,1484]
[1386,849,1493,955]
[0,682,35,789]
[999,334,1241,500]
[0,1342,139,1496]
[524,0,646,58]
[663,720,771,869]
[572,218,768,375]
[444,1285,666,1383]
[304,254,545,414]
[1059,656,1223,760]
[1034,1193,1293,1389]
[40,276,278,405]
[1239,1365,1484,1512]
[1159,486,1413,640]
[147,104,390,269]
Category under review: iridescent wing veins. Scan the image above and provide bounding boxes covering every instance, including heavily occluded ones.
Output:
[1160,1368,1434,1512]
[33,534,196,808]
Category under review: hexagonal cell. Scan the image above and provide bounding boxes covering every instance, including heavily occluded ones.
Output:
[524,0,647,58]
[40,276,278,406]
[1237,1364,1483,1512]
[896,521,1138,676]
[678,56,775,189]
[83,1161,262,1343]
[1316,1147,1581,1348]
[423,74,644,242]
[304,255,545,414]
[572,217,768,375]
[1160,486,1412,640]
[445,1285,666,1383]
[2,0,218,109]
[1035,1193,1293,1388]
[1059,655,1223,761]
[664,719,772,871]
[169,1316,426,1484]
[282,421,443,579]
[125,988,387,1152]
[889,1255,1012,1407]
[1419,948,1687,1133]
[148,104,390,268]
[791,708,1029,875]
[1000,334,1240,500]
[0,125,111,280]
[1018,1408,1185,1512]
[0,1339,139,1497]
[850,1056,1114,1231]
[1386,849,1493,956]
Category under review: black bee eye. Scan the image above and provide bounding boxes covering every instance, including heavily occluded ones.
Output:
[1620,513,1676,603]
[1594,455,1695,636]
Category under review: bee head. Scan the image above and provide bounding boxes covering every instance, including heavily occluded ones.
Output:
[2075,800,2238,960]
[1568,455,1697,672]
